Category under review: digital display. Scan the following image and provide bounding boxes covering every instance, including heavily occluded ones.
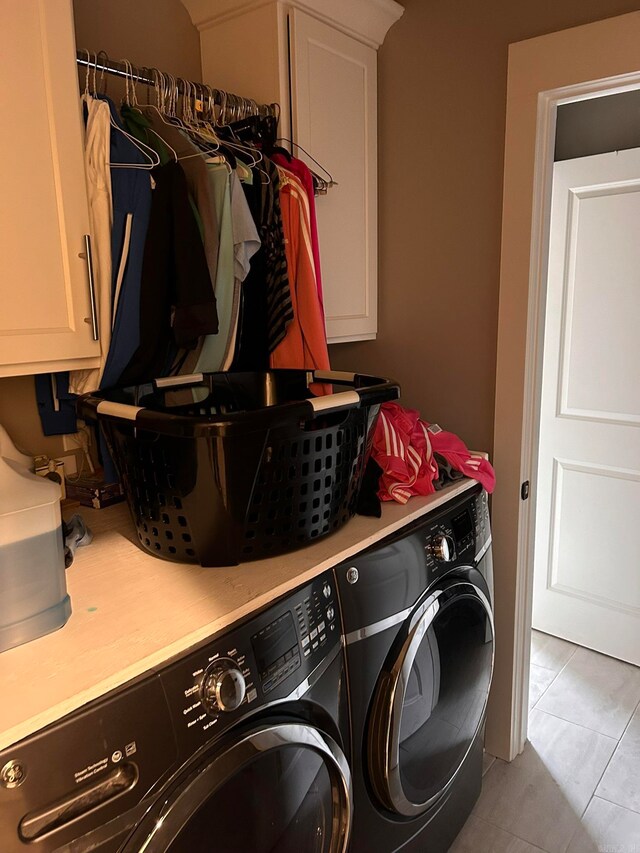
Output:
[452,510,473,543]
[251,611,298,678]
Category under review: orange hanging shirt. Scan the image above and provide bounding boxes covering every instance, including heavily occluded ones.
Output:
[270,170,330,378]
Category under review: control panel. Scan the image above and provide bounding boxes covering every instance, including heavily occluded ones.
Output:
[159,571,340,754]
[418,486,490,574]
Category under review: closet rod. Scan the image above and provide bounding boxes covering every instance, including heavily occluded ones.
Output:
[76,51,275,116]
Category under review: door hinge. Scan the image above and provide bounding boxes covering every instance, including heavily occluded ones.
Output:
[521,481,530,501]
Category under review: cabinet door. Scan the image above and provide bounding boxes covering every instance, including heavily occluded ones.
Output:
[289,10,377,343]
[0,0,101,377]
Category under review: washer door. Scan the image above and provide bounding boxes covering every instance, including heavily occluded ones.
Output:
[368,580,494,817]
[124,722,351,853]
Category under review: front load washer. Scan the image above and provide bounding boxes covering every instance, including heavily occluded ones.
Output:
[0,570,350,853]
[334,485,494,853]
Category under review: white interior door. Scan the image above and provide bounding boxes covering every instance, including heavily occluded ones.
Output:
[533,148,640,665]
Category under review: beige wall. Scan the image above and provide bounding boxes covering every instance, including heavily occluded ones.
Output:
[0,0,201,460]
[330,0,640,454]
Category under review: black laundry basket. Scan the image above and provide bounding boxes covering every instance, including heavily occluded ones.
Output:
[78,370,400,566]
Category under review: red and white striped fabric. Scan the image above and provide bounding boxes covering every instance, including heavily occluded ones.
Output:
[371,402,495,503]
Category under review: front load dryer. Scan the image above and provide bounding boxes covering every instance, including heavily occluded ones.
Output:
[334,485,494,853]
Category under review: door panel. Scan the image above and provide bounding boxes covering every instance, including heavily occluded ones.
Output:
[0,0,100,376]
[289,9,377,342]
[533,150,640,663]
[124,723,351,853]
[368,583,493,816]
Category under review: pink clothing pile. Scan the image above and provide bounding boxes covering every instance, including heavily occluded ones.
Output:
[372,402,495,503]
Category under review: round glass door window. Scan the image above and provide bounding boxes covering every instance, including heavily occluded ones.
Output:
[369,582,494,816]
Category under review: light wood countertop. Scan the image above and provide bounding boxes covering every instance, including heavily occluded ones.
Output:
[0,475,480,752]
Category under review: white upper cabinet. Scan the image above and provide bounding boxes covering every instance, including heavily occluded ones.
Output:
[182,0,404,343]
[0,0,100,377]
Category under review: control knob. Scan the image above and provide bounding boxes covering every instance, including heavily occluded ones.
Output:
[322,582,332,599]
[430,533,455,562]
[201,659,246,713]
[326,605,335,622]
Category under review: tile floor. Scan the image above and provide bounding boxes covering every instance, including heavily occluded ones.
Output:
[450,631,640,853]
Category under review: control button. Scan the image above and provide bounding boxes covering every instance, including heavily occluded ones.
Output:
[312,641,319,650]
[318,620,326,632]
[346,567,359,584]
[326,606,335,622]
[322,582,332,599]
[310,628,318,640]
[247,688,257,703]
[320,634,326,643]
[430,534,455,562]
[201,659,246,713]
[302,635,310,648]
[304,648,310,657]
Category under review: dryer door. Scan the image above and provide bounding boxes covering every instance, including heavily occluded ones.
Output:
[122,722,351,853]
[368,580,494,817]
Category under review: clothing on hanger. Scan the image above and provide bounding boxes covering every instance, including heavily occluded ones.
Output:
[143,109,220,291]
[270,168,330,377]
[271,153,324,314]
[231,157,294,370]
[118,159,218,385]
[69,95,113,395]
[194,167,260,372]
[99,95,152,390]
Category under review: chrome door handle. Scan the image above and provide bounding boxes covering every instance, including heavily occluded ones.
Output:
[81,234,99,341]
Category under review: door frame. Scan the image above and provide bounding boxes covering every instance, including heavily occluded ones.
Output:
[488,11,640,762]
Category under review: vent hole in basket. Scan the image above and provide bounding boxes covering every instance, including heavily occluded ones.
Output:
[288,466,296,479]
[303,439,310,455]
[325,455,332,469]
[144,538,150,546]
[314,458,322,473]
[154,542,161,551]
[158,494,166,507]
[138,532,143,541]
[300,483,308,496]
[290,443,298,459]
[324,494,331,505]
[152,527,159,537]
[178,516,187,527]
[168,546,176,554]
[325,476,332,488]
[173,497,182,510]
[302,462,310,476]
[312,498,320,509]
[182,533,192,543]
[312,514,320,524]
[311,529,319,538]
[324,509,331,520]
[313,480,321,492]
[165,531,174,540]
[326,434,333,449]
[186,548,195,557]
[300,501,307,512]
[142,523,148,533]
[162,513,170,524]
[315,436,322,452]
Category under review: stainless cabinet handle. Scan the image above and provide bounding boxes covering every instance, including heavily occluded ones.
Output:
[81,234,99,341]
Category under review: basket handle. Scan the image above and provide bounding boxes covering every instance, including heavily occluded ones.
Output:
[153,373,205,389]
[307,390,361,414]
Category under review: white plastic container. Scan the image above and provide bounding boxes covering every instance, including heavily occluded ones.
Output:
[0,432,70,653]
